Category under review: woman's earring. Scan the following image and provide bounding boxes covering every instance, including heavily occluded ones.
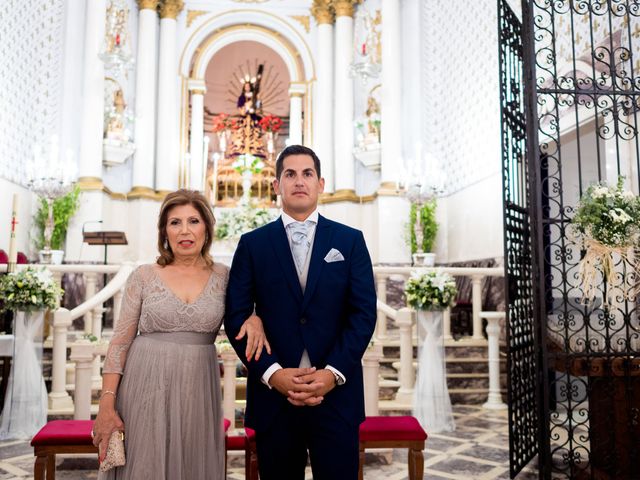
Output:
[163,239,169,250]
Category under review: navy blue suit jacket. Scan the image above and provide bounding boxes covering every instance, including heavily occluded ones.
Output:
[224,215,377,432]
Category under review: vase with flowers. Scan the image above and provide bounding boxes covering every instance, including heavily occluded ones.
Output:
[571,176,640,306]
[404,269,456,433]
[0,267,63,439]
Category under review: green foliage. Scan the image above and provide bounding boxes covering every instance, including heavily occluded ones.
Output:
[572,176,640,247]
[409,200,438,254]
[215,204,276,240]
[0,267,63,312]
[34,186,80,250]
[404,270,457,311]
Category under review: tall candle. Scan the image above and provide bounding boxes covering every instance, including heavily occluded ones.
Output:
[7,193,18,273]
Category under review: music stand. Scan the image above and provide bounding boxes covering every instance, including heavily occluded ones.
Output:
[82,231,128,266]
[82,232,128,328]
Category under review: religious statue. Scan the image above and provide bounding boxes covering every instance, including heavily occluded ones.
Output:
[365,94,381,144]
[236,64,264,122]
[105,88,129,143]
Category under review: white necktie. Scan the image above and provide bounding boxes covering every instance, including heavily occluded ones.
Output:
[288,221,313,275]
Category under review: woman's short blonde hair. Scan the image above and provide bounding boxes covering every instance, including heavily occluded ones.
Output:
[157,189,216,267]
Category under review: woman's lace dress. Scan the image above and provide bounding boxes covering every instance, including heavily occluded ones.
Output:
[98,263,228,480]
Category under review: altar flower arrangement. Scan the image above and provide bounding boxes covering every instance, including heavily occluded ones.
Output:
[0,267,63,312]
[572,176,640,305]
[404,270,457,311]
[258,114,283,133]
[215,205,276,240]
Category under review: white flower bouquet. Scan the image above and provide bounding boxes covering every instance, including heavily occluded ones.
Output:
[0,267,63,312]
[404,270,457,311]
[215,205,276,241]
[572,176,640,305]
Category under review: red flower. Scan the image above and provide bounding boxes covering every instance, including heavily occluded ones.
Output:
[212,113,242,133]
[212,113,229,133]
[258,114,283,133]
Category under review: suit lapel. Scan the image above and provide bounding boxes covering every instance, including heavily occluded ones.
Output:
[301,215,333,312]
[269,218,304,302]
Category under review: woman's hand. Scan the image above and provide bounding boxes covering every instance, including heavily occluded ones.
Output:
[236,314,271,361]
[92,404,124,463]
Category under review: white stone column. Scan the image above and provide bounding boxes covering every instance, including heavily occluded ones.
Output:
[48,309,74,411]
[471,275,484,340]
[375,0,408,265]
[83,272,97,334]
[394,307,415,404]
[70,341,95,420]
[311,1,335,190]
[221,350,237,424]
[482,312,507,410]
[188,80,206,191]
[380,0,403,185]
[131,0,159,193]
[288,85,305,145]
[333,0,355,193]
[375,274,388,341]
[78,0,106,181]
[362,343,383,416]
[155,0,183,193]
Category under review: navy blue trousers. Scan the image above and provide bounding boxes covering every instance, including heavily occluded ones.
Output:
[254,402,359,480]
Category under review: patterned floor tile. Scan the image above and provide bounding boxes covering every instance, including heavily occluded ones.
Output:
[0,405,538,479]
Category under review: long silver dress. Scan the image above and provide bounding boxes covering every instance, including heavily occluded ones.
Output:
[98,263,227,480]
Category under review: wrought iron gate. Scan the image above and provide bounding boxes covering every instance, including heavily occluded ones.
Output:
[501,0,640,478]
[499,0,543,477]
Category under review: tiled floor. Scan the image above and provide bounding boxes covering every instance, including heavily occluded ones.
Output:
[0,405,539,479]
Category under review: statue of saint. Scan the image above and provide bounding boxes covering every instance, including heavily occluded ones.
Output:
[365,95,381,144]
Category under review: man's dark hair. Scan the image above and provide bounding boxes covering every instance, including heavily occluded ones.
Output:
[275,145,322,180]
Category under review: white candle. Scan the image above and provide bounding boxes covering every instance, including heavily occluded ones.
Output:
[7,193,18,272]
[211,153,220,205]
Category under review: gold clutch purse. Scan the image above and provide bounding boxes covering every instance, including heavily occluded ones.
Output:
[99,431,126,472]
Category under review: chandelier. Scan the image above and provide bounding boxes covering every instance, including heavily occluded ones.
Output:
[349,8,381,84]
[99,0,134,74]
[27,136,77,263]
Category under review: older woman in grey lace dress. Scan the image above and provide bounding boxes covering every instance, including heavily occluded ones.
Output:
[92,189,269,480]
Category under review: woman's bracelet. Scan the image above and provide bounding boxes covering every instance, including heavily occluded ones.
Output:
[100,390,116,400]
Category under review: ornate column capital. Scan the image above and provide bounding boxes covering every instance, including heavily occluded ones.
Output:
[311,0,334,24]
[137,0,159,11]
[333,0,361,18]
[160,0,184,19]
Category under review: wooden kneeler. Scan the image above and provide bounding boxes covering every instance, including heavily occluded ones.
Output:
[358,416,427,480]
[31,420,98,480]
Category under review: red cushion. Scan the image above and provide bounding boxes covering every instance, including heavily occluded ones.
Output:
[31,420,95,447]
[224,418,231,432]
[225,427,256,450]
[359,416,427,442]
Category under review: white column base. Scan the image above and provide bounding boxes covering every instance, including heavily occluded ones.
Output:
[48,392,74,411]
[483,397,508,410]
[394,388,415,405]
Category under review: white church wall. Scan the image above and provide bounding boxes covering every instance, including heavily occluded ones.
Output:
[421,0,504,263]
[440,173,504,263]
[0,0,66,258]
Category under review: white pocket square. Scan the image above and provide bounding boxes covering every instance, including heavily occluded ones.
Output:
[324,248,345,263]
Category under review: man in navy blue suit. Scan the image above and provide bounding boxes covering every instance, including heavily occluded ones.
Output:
[225,145,377,479]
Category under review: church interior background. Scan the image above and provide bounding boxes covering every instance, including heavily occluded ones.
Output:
[1,0,639,478]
